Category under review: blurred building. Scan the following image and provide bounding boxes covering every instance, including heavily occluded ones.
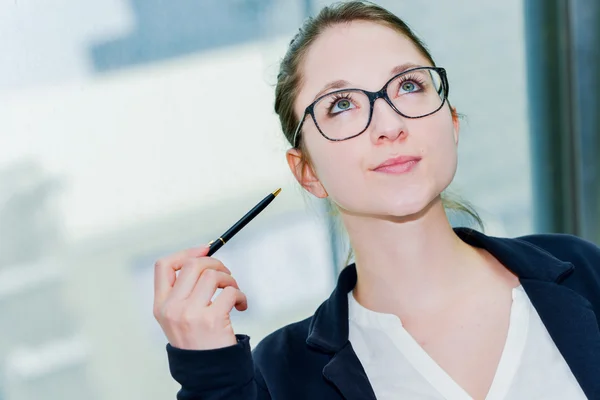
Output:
[0,163,97,399]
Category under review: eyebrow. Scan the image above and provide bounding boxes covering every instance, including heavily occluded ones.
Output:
[311,62,425,101]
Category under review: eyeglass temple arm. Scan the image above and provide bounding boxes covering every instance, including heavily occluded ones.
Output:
[292,114,306,147]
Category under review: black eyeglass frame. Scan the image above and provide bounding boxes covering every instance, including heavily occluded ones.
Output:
[291,66,449,148]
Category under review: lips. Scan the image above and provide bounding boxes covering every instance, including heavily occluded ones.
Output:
[372,155,421,173]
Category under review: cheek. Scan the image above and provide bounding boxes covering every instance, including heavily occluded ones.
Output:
[312,143,357,185]
[308,139,363,201]
[423,121,458,182]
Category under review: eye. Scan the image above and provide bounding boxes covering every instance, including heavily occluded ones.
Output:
[329,96,356,114]
[399,80,419,94]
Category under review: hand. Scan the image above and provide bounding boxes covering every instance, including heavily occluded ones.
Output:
[153,245,248,350]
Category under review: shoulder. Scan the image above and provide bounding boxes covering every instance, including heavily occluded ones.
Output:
[254,316,313,359]
[516,233,600,299]
[251,316,312,363]
[516,232,600,273]
[250,314,332,378]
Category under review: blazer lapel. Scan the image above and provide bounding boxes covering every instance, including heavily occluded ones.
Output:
[522,279,600,399]
[322,343,377,400]
[457,228,600,399]
[307,229,600,399]
[306,266,378,399]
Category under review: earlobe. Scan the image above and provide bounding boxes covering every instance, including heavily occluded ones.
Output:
[285,149,328,198]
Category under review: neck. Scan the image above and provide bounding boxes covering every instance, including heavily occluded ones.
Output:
[341,197,483,318]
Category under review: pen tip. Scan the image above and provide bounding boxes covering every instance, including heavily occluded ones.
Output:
[272,188,282,196]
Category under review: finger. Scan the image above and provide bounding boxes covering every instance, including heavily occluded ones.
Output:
[153,246,211,305]
[190,268,240,306]
[212,286,248,313]
[169,258,231,301]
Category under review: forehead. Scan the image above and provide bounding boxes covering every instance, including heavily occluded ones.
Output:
[296,21,431,111]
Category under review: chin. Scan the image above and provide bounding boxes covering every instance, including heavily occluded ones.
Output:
[336,183,444,219]
[384,203,429,220]
[380,191,440,219]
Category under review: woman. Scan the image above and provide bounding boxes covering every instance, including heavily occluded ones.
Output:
[153,2,600,399]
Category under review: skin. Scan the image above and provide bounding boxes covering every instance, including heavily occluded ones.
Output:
[154,20,520,400]
[287,21,520,400]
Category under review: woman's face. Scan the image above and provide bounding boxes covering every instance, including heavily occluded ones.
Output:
[290,21,459,219]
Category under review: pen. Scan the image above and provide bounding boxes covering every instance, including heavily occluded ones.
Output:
[206,188,282,256]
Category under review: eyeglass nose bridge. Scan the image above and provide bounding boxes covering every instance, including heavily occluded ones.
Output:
[366,86,404,118]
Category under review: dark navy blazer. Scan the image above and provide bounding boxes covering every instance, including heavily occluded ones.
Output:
[167,228,600,399]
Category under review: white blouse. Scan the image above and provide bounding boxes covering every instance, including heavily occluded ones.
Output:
[348,285,587,400]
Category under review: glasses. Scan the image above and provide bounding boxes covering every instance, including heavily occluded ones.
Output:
[292,66,449,148]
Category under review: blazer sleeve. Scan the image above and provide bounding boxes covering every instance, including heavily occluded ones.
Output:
[167,335,271,400]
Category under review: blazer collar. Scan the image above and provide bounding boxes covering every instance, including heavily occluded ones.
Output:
[457,228,574,281]
[306,227,574,351]
[306,228,600,399]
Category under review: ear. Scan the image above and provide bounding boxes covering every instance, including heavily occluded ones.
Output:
[286,148,328,198]
[451,107,460,145]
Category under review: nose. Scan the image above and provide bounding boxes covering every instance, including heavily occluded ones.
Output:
[368,98,408,144]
